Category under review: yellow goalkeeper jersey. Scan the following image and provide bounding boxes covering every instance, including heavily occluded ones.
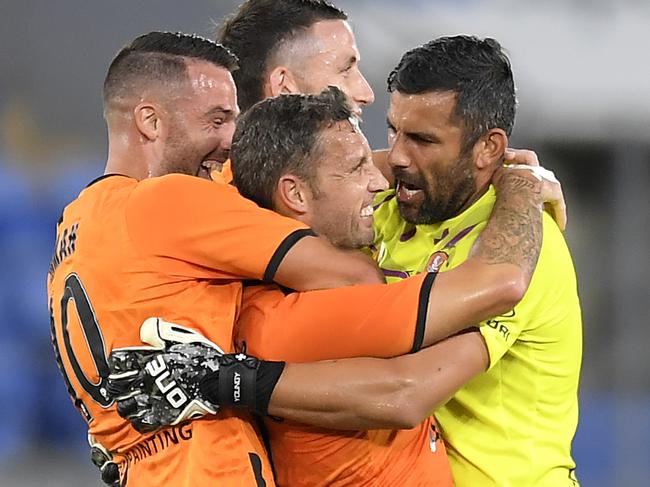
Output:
[372,187,582,486]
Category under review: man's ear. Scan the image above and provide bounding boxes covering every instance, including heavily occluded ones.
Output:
[268,66,301,97]
[133,103,162,141]
[473,128,508,170]
[275,174,311,216]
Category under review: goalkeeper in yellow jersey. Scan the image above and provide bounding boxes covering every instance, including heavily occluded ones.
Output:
[373,35,582,486]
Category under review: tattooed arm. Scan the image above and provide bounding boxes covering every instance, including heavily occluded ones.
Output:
[411,165,543,347]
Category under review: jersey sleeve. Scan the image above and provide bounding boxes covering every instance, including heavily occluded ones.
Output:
[237,272,435,362]
[478,308,523,370]
[479,214,572,370]
[126,174,312,281]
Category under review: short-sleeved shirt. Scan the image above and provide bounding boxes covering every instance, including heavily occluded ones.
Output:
[47,173,311,486]
[372,187,582,487]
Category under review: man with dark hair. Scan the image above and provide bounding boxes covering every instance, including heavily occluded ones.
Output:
[52,31,561,487]
[101,31,239,180]
[217,0,370,115]
[385,35,517,224]
[375,36,582,486]
[229,87,458,485]
[206,0,383,183]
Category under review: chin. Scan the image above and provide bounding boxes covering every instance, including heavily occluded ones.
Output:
[397,202,421,224]
[356,231,375,249]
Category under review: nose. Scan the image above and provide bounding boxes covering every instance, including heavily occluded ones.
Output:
[351,69,375,108]
[368,163,389,193]
[221,120,236,151]
[387,134,410,170]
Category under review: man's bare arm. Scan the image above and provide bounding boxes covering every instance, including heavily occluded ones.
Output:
[107,324,487,433]
[274,236,384,290]
[418,166,543,346]
[268,330,488,430]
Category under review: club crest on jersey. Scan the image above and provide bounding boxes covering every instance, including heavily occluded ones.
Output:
[426,251,449,273]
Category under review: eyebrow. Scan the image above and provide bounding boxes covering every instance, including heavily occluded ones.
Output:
[386,117,440,143]
[340,54,358,69]
[204,106,235,119]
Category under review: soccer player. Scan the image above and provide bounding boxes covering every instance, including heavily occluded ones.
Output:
[374,37,582,486]
[50,31,556,487]
[210,0,395,183]
[47,32,385,487]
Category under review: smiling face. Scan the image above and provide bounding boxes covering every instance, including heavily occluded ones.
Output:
[283,20,374,119]
[306,120,388,248]
[387,90,478,225]
[157,60,239,178]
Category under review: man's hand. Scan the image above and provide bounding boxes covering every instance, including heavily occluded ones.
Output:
[107,318,223,433]
[503,148,567,230]
[107,317,285,433]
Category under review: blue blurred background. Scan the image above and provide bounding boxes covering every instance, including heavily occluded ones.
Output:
[1,1,648,485]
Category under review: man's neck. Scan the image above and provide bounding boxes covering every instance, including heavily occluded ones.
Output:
[445,183,491,223]
[104,145,148,181]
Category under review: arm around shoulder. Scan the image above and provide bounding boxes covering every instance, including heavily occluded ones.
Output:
[267,330,488,430]
[273,235,385,291]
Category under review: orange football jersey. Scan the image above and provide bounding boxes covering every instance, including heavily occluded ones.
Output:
[47,173,310,486]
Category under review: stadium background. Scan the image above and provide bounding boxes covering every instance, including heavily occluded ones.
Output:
[1,0,648,485]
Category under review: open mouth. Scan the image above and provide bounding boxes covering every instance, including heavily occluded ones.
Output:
[396,179,425,202]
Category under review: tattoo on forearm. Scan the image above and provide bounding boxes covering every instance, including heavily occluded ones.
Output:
[475,174,543,279]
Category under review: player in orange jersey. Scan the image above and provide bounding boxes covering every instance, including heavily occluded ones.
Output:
[231,87,454,487]
[47,32,386,487]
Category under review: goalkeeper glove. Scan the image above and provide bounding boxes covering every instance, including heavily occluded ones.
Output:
[107,317,284,433]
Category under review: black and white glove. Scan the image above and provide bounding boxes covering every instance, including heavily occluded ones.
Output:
[107,317,285,433]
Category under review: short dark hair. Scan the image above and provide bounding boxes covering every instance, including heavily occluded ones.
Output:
[217,0,347,112]
[388,35,516,152]
[103,31,238,107]
[231,86,353,209]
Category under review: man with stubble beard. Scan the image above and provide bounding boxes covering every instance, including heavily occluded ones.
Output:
[375,36,582,486]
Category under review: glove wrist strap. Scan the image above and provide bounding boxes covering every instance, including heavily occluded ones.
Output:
[200,356,285,416]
